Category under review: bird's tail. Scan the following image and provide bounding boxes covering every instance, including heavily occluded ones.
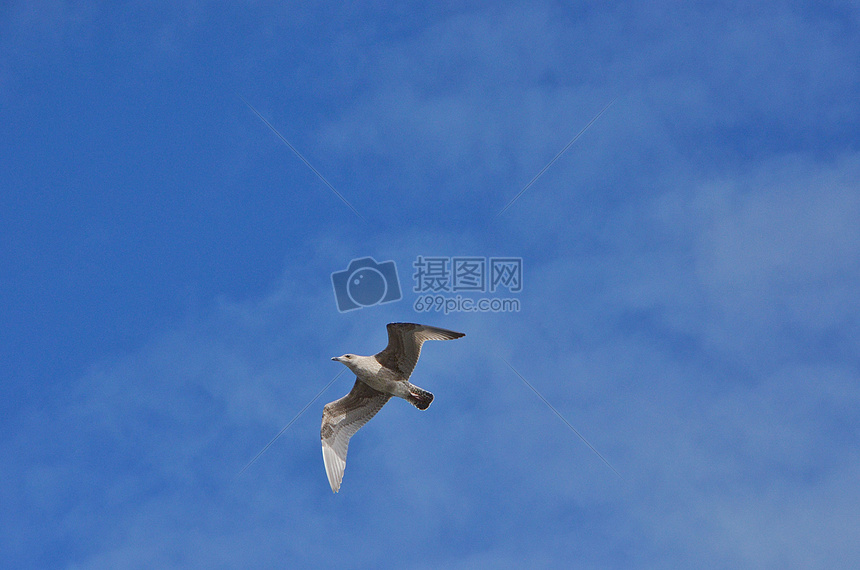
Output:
[408,386,434,410]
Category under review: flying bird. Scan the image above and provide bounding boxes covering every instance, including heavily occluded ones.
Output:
[321,322,465,493]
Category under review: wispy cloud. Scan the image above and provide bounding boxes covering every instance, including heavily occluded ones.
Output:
[502,357,622,478]
[497,98,616,216]
[235,368,344,479]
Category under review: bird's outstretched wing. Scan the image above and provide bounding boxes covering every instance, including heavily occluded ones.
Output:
[321,379,391,493]
[374,322,465,379]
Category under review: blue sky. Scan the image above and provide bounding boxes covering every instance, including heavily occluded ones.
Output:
[2,1,859,568]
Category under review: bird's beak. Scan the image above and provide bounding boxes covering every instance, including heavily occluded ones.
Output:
[331,356,340,362]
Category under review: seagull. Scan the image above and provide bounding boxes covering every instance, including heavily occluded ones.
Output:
[321,322,465,493]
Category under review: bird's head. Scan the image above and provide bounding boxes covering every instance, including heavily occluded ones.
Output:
[331,354,358,370]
